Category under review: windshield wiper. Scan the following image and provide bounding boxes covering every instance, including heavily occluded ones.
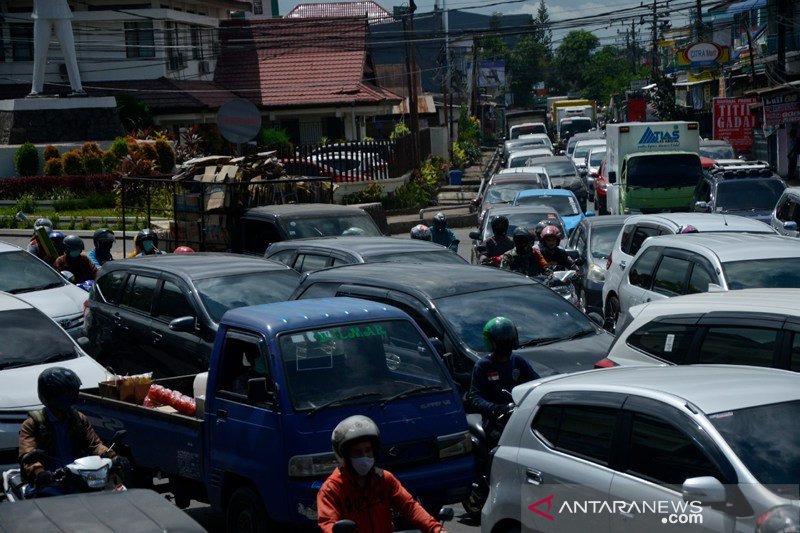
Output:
[518,329,595,348]
[380,385,443,409]
[39,352,77,364]
[7,281,64,294]
[306,391,382,416]
[0,360,35,370]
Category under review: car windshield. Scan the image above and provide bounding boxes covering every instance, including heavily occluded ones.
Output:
[715,180,785,211]
[369,251,465,265]
[196,270,300,322]
[511,125,547,138]
[278,319,449,411]
[540,161,577,178]
[574,144,603,160]
[626,154,703,188]
[516,194,580,216]
[510,155,549,168]
[709,400,800,487]
[486,182,544,203]
[483,213,563,241]
[723,258,800,290]
[589,150,606,166]
[0,308,78,370]
[562,120,592,138]
[699,145,735,159]
[435,285,595,352]
[590,224,623,259]
[282,215,382,239]
[0,251,65,294]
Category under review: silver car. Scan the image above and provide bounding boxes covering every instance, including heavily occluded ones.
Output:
[771,188,800,237]
[483,365,800,533]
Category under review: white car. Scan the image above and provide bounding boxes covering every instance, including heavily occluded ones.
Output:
[601,213,776,331]
[506,148,554,169]
[571,138,605,169]
[0,241,90,337]
[603,288,800,368]
[605,232,800,329]
[509,122,547,139]
[0,293,106,470]
[483,365,800,533]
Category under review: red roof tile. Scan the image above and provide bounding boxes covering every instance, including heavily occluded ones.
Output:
[286,1,392,23]
[215,17,401,108]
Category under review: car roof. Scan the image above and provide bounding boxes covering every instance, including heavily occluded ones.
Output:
[101,253,292,280]
[630,288,800,318]
[300,262,538,300]
[515,188,576,199]
[700,139,733,146]
[222,297,408,333]
[266,236,453,256]
[0,291,35,312]
[485,205,560,218]
[517,365,800,414]
[244,203,369,218]
[569,132,604,143]
[580,214,630,227]
[535,156,574,165]
[490,174,546,184]
[643,233,800,262]
[495,168,547,178]
[511,148,553,157]
[573,139,606,147]
[623,213,776,233]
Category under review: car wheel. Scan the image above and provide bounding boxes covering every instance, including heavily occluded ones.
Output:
[500,524,522,533]
[226,486,269,533]
[604,295,620,333]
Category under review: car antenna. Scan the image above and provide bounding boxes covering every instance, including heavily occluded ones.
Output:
[722,213,728,226]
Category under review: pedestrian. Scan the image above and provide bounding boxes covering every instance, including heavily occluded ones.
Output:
[788,128,798,182]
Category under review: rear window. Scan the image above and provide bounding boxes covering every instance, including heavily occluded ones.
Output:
[723,258,800,290]
[626,154,702,188]
[541,161,577,178]
[511,124,547,138]
[195,270,300,322]
[282,215,381,239]
[625,322,696,363]
[368,251,465,265]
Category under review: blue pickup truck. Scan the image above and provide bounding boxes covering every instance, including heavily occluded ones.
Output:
[78,298,473,531]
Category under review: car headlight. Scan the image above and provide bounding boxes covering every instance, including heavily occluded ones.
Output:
[437,431,472,459]
[588,264,606,283]
[756,505,800,533]
[288,452,339,478]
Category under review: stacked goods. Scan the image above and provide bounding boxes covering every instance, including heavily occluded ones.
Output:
[144,384,196,416]
[99,373,153,404]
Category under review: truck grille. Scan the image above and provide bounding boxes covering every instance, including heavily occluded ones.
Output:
[379,438,436,469]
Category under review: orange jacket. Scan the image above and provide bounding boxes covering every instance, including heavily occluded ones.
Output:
[317,466,441,533]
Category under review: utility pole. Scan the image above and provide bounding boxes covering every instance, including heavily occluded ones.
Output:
[441,0,452,163]
[695,0,702,39]
[402,1,420,169]
[631,19,637,73]
[776,0,788,83]
[651,0,658,79]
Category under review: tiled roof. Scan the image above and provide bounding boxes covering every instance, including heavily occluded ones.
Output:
[286,1,392,23]
[215,17,401,108]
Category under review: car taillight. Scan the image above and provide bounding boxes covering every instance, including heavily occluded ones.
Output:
[590,171,598,177]
[594,358,618,369]
[82,299,90,317]
[606,252,613,270]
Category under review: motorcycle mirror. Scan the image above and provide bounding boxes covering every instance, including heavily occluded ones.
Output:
[469,231,481,241]
[333,520,357,533]
[438,507,455,522]
[77,336,92,351]
[587,312,604,327]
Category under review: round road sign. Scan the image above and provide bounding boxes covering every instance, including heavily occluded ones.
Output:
[216,98,262,144]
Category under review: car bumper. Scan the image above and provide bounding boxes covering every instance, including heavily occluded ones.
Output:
[0,412,30,471]
[582,279,604,315]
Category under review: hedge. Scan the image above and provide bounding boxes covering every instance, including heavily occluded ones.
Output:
[0,175,117,200]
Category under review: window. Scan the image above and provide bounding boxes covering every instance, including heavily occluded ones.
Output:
[266,249,295,266]
[696,180,711,202]
[626,412,722,487]
[687,265,713,294]
[297,282,341,299]
[627,226,661,256]
[217,330,272,402]
[652,256,691,296]
[626,323,695,364]
[190,26,203,60]
[295,254,329,273]
[120,275,158,313]
[96,271,127,304]
[165,22,185,70]
[791,333,800,372]
[124,21,155,59]
[619,224,635,254]
[241,220,282,255]
[531,404,617,464]
[776,196,795,222]
[157,281,195,321]
[10,24,33,61]
[696,326,778,367]
[628,248,660,289]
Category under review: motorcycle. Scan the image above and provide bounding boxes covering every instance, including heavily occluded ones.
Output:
[2,430,127,502]
[461,392,516,521]
[534,269,580,307]
[332,506,454,532]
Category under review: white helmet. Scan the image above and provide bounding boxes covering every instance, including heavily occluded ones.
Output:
[331,415,380,463]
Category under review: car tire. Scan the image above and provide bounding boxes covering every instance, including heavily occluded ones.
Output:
[226,486,269,533]
[598,200,608,216]
[604,295,620,333]
[500,524,522,533]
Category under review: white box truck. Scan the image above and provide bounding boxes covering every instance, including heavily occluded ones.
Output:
[605,121,702,214]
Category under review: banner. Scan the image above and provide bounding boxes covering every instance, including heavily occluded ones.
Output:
[676,42,730,69]
[713,97,757,155]
[763,93,800,128]
[478,60,505,89]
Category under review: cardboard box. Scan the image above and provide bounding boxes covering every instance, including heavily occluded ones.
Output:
[98,380,151,404]
[204,183,228,212]
[175,193,201,213]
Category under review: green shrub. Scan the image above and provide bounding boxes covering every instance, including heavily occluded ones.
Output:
[44,158,64,176]
[15,193,37,214]
[67,217,77,230]
[110,137,129,160]
[80,217,92,230]
[15,142,39,177]
[258,128,292,150]
[154,138,176,173]
[84,152,104,174]
[390,122,411,141]
[342,182,384,205]
[62,150,84,175]
[140,142,159,164]
[81,142,102,155]
[43,145,60,161]
[101,151,118,173]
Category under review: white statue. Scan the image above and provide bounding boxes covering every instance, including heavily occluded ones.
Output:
[29,0,85,96]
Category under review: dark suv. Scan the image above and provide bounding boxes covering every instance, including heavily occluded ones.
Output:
[693,168,786,224]
[85,254,300,377]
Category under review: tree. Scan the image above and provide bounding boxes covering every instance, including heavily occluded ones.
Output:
[532,0,552,54]
[580,45,648,105]
[478,13,508,61]
[554,30,600,92]
[508,34,548,106]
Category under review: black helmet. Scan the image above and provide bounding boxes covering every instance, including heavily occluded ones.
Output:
[482,317,519,353]
[33,218,54,233]
[93,228,116,247]
[535,219,555,239]
[331,415,381,463]
[432,212,447,228]
[513,226,533,247]
[38,367,82,412]
[135,228,159,247]
[490,215,509,235]
[63,234,85,254]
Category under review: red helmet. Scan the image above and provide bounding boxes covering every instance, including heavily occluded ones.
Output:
[174,246,195,254]
[540,225,562,240]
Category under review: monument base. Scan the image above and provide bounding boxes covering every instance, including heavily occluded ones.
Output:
[0,96,124,144]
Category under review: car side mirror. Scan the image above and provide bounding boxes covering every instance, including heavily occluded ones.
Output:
[695,201,710,212]
[587,312,604,327]
[682,476,726,505]
[169,316,197,332]
[566,248,580,260]
[469,231,481,241]
[608,171,617,184]
[585,210,596,217]
[429,337,445,356]
[438,507,455,522]
[61,270,75,283]
[247,377,274,405]
[77,336,92,351]
[784,221,798,231]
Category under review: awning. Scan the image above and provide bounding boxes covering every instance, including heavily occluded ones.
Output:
[707,0,765,21]
[674,80,711,87]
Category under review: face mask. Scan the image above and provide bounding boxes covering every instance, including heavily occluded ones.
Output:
[350,456,375,476]
[69,250,81,258]
[142,241,155,252]
[99,241,113,251]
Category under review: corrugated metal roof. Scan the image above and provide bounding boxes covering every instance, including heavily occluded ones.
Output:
[286,1,392,23]
[214,17,401,108]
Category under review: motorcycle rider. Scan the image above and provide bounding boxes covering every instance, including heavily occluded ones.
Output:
[53,235,97,284]
[466,317,538,422]
[18,367,124,496]
[533,219,556,246]
[410,224,432,241]
[430,212,458,252]
[538,225,578,272]
[479,215,514,265]
[128,228,165,258]
[87,228,115,267]
[500,226,547,276]
[49,231,66,263]
[317,415,445,533]
[27,217,54,261]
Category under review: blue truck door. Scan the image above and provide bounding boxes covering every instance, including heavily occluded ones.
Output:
[208,329,282,510]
